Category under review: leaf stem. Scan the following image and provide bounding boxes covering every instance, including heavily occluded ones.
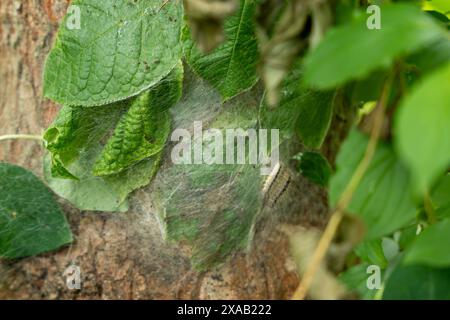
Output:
[0,134,43,143]
[292,74,394,300]
[423,191,437,225]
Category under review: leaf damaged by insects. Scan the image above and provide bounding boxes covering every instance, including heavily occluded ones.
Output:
[92,64,183,176]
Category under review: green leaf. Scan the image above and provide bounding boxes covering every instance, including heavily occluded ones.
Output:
[43,70,180,212]
[44,148,161,212]
[406,39,450,76]
[398,224,419,250]
[92,64,182,176]
[395,63,450,193]
[261,63,334,148]
[0,163,72,259]
[431,174,450,219]
[44,101,130,179]
[294,151,332,187]
[423,0,450,16]
[403,219,450,267]
[330,130,417,239]
[43,0,183,106]
[183,0,259,101]
[383,265,450,300]
[355,239,388,268]
[304,3,446,89]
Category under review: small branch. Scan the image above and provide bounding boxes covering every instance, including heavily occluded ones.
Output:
[0,134,44,143]
[292,74,394,300]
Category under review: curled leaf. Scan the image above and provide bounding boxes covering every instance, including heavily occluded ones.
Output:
[184,0,238,52]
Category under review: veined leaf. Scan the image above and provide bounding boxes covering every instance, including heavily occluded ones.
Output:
[43,0,183,106]
[0,163,72,259]
[330,130,417,239]
[304,3,446,89]
[92,64,182,176]
[43,64,182,211]
[44,101,130,179]
[395,63,450,193]
[183,0,259,101]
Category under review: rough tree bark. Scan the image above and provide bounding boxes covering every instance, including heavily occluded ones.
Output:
[0,0,350,299]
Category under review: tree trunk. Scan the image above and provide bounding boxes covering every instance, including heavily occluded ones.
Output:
[0,0,349,299]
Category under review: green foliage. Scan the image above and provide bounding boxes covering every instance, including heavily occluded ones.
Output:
[355,239,387,268]
[44,149,161,212]
[294,151,332,187]
[395,63,450,193]
[2,0,447,298]
[0,163,72,259]
[261,62,334,148]
[43,0,183,106]
[304,3,446,89]
[431,174,450,219]
[183,0,259,101]
[93,64,182,176]
[383,265,450,300]
[403,219,450,267]
[330,130,417,239]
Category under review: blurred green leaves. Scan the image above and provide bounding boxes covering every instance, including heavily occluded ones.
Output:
[183,0,259,101]
[383,265,450,300]
[403,219,450,267]
[395,63,450,194]
[294,152,332,187]
[304,3,446,89]
[330,130,417,239]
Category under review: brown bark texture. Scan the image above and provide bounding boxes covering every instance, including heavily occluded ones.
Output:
[0,0,349,299]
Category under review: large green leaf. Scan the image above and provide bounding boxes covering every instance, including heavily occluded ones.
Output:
[43,102,165,212]
[183,0,259,101]
[304,3,446,89]
[383,265,450,300]
[330,130,417,239]
[403,219,450,267]
[0,163,72,259]
[395,63,450,193]
[43,0,183,106]
[44,66,182,211]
